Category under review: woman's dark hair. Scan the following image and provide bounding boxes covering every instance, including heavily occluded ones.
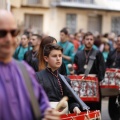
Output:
[38,36,57,70]
[44,43,63,57]
[103,42,110,51]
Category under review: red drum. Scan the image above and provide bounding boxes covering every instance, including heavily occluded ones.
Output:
[61,110,101,120]
[68,75,99,102]
[100,68,119,97]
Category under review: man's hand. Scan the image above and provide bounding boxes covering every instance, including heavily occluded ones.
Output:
[73,107,81,115]
[43,108,61,120]
[62,54,72,61]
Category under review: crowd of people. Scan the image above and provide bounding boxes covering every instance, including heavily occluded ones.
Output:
[0,9,120,120]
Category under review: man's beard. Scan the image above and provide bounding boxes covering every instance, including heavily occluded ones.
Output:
[85,44,93,49]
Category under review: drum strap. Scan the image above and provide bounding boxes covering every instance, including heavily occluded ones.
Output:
[59,74,90,110]
[84,50,98,77]
[16,61,42,120]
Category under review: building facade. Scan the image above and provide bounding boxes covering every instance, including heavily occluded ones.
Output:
[0,0,7,9]
[10,0,120,39]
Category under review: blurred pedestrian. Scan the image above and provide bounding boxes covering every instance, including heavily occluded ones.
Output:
[24,34,42,71]
[106,35,120,120]
[58,28,74,74]
[72,32,80,52]
[14,33,32,60]
[74,32,105,111]
[102,41,110,62]
[38,36,67,75]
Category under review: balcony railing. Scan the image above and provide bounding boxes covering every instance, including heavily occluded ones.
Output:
[57,0,94,4]
[22,0,50,7]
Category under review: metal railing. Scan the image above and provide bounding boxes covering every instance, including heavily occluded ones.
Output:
[27,0,42,5]
[58,0,94,4]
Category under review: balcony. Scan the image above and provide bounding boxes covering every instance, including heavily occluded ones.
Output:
[52,0,97,9]
[57,0,94,4]
[22,0,50,8]
[52,0,120,11]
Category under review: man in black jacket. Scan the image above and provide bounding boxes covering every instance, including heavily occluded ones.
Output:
[24,34,42,71]
[106,35,120,120]
[74,32,105,111]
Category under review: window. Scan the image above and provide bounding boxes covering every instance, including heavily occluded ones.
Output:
[25,14,43,34]
[111,17,120,35]
[27,0,42,5]
[66,14,77,34]
[88,15,102,34]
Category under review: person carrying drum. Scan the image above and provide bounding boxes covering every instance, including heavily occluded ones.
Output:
[74,32,105,111]
[106,35,120,120]
[36,43,81,114]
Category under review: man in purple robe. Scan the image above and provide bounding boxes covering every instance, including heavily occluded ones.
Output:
[0,10,60,120]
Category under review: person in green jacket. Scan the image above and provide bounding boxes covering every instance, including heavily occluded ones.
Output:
[14,33,32,60]
[58,28,75,74]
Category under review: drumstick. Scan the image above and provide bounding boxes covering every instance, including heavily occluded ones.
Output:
[55,96,68,111]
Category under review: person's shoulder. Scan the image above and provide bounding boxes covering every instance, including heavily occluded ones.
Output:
[15,46,20,51]
[25,50,32,55]
[92,49,101,56]
[58,41,60,44]
[30,47,32,50]
[109,49,116,54]
[75,50,83,56]
[14,59,36,80]
[36,69,46,76]
[21,61,35,74]
[68,41,74,47]
[78,45,85,51]
[59,74,70,82]
[93,45,98,50]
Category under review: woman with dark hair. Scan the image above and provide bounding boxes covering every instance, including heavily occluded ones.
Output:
[38,36,67,75]
[102,41,110,62]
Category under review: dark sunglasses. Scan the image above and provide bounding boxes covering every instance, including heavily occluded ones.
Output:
[0,29,20,38]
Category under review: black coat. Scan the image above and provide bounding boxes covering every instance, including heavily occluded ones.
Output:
[36,68,80,112]
[74,48,106,111]
[106,49,120,68]
[74,49,105,81]
[106,49,120,120]
[24,50,39,72]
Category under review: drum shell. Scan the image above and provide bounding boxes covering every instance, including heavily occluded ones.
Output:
[61,110,101,120]
[100,68,120,97]
[68,75,99,102]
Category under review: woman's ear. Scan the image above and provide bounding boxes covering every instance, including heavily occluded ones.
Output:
[44,56,48,62]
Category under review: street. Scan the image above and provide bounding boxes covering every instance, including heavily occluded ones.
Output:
[102,97,111,120]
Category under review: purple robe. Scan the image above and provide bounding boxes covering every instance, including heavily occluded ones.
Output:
[0,59,50,120]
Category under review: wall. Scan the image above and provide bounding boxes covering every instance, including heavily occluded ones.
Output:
[11,4,120,40]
